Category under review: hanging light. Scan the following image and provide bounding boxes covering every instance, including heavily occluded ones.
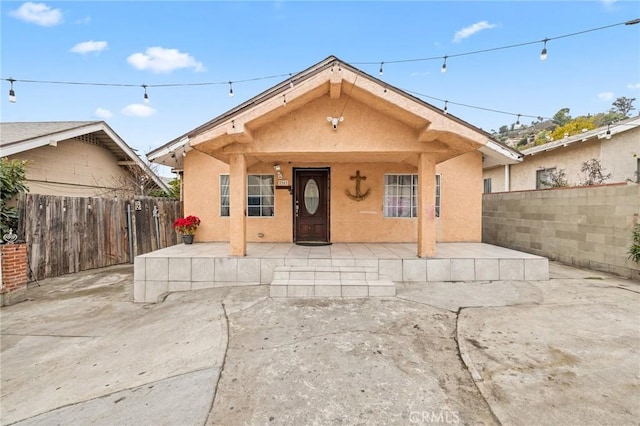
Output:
[516,114,521,125]
[142,84,149,103]
[8,78,16,103]
[605,124,612,139]
[443,100,448,114]
[379,62,384,76]
[540,38,549,61]
[289,73,294,89]
[228,81,234,97]
[441,56,447,73]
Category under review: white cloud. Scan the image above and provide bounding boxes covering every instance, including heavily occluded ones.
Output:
[597,92,614,101]
[94,107,112,119]
[627,83,640,90]
[121,104,156,117]
[71,40,108,54]
[10,2,63,26]
[453,21,497,43]
[127,47,205,73]
[75,16,91,25]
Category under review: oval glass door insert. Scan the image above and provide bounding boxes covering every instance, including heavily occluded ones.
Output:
[304,179,320,215]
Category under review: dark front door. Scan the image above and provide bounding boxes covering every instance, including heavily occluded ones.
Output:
[294,168,330,243]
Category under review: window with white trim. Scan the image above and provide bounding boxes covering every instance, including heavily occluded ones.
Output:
[220,175,230,217]
[219,174,275,217]
[435,174,441,218]
[247,174,275,217]
[384,174,441,218]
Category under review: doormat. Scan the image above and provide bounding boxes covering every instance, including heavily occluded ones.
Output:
[295,242,333,247]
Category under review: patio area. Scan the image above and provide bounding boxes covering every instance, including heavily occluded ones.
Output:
[134,243,549,303]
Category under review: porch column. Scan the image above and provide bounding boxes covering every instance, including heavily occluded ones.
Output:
[229,154,247,256]
[417,153,436,257]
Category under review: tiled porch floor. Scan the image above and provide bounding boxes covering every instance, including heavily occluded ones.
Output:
[134,243,549,303]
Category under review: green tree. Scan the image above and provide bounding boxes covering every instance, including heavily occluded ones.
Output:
[0,158,29,235]
[552,107,572,126]
[610,97,636,117]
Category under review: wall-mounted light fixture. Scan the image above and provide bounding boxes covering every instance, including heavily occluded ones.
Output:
[273,164,283,180]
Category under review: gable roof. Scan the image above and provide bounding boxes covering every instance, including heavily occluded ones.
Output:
[0,121,169,193]
[148,55,521,168]
[520,115,640,157]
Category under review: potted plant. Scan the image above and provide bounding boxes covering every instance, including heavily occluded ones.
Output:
[173,215,201,244]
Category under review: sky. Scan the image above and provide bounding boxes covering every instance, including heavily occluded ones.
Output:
[1,0,639,176]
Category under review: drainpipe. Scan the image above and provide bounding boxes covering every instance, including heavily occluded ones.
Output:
[504,164,511,192]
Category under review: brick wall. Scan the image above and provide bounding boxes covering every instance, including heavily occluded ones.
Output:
[483,183,640,280]
[1,243,28,306]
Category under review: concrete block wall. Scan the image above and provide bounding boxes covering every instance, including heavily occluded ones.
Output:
[1,244,29,306]
[483,183,640,280]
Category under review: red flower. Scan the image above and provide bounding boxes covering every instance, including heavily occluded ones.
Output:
[173,215,201,235]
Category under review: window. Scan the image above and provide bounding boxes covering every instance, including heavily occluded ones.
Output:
[247,175,274,217]
[435,174,441,218]
[483,178,492,194]
[536,168,556,189]
[220,175,230,216]
[384,174,417,217]
[219,174,275,217]
[384,174,441,218]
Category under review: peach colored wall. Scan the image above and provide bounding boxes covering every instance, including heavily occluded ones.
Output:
[9,138,135,197]
[184,151,482,243]
[184,93,484,244]
[435,151,483,242]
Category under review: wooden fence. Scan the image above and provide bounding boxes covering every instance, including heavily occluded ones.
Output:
[17,194,182,281]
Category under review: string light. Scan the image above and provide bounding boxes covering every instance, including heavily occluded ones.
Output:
[8,78,16,103]
[2,18,636,121]
[516,114,521,125]
[605,124,612,139]
[540,38,549,61]
[379,61,384,76]
[443,100,448,114]
[142,84,149,103]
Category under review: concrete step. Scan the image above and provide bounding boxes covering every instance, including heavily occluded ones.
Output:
[269,266,396,298]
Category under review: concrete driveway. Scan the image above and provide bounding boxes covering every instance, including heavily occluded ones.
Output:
[1,263,638,425]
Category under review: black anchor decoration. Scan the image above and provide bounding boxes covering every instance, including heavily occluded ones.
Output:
[346,170,371,202]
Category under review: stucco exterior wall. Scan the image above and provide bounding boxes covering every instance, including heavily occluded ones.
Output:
[483,127,639,192]
[8,138,135,197]
[482,184,640,280]
[183,150,483,244]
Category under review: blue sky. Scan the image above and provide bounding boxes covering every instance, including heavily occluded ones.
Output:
[2,1,639,175]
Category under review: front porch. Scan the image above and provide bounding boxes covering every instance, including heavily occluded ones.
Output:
[134,243,549,303]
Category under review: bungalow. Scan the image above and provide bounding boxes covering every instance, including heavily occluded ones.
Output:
[1,121,169,197]
[148,56,521,257]
[483,116,640,192]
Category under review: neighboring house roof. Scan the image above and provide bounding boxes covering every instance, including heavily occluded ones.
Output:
[0,121,169,192]
[520,115,640,157]
[148,55,522,169]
